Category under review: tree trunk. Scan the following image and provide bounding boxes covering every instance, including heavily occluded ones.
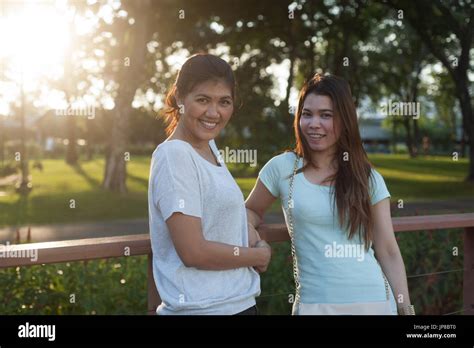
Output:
[309,39,315,76]
[451,105,458,155]
[281,18,296,135]
[285,55,294,113]
[456,76,474,180]
[413,118,420,156]
[403,118,415,158]
[65,117,78,165]
[64,14,78,166]
[468,134,474,181]
[18,78,30,194]
[102,81,135,193]
[459,86,474,182]
[444,71,472,179]
[392,119,397,154]
[102,107,128,193]
[102,1,150,192]
[410,55,422,158]
[461,128,466,158]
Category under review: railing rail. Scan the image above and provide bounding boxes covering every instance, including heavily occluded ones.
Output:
[1,213,473,315]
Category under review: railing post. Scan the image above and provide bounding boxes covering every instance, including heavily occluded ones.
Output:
[147,253,160,315]
[464,227,474,315]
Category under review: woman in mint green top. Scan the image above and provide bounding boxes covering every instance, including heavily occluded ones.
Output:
[259,152,396,313]
[246,74,414,315]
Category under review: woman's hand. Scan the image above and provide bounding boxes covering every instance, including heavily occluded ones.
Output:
[248,223,261,247]
[254,239,271,273]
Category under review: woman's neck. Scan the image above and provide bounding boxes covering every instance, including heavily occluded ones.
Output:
[309,150,337,172]
[168,125,209,151]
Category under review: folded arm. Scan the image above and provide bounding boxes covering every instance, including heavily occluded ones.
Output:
[166,212,271,271]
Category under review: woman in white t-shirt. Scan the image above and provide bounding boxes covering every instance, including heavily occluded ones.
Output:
[148,54,270,315]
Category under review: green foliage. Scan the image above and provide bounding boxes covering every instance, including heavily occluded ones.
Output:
[0,256,147,315]
[257,241,294,314]
[397,228,463,315]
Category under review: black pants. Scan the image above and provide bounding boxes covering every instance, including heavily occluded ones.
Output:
[235,305,258,315]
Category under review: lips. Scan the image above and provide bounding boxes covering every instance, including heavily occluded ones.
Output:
[199,120,218,130]
[307,133,326,139]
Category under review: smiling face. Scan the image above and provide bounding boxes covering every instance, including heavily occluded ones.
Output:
[175,79,234,147]
[299,93,340,154]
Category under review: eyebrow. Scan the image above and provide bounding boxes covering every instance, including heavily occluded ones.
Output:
[195,93,232,99]
[302,108,333,113]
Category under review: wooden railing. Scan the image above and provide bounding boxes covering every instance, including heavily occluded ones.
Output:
[1,213,473,315]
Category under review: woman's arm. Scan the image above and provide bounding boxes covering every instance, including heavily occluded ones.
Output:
[245,179,278,245]
[372,198,413,314]
[167,212,271,271]
[245,179,277,228]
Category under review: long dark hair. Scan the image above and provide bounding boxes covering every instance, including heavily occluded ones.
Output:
[293,74,374,250]
[162,53,236,136]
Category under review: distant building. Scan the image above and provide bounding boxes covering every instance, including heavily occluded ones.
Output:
[1,110,68,151]
[359,118,391,153]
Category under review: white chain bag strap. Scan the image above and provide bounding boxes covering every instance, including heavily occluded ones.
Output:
[287,154,392,315]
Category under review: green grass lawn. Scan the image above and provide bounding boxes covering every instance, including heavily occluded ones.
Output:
[0,154,473,227]
[369,154,474,201]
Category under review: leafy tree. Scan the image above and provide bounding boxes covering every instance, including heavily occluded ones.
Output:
[387,0,473,179]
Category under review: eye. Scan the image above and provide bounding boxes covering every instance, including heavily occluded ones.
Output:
[220,99,232,106]
[302,112,311,118]
[322,113,332,118]
[197,98,208,104]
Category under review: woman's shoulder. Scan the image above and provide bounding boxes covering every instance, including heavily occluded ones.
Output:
[369,167,384,182]
[261,151,298,176]
[368,167,390,202]
[151,140,199,171]
[153,139,194,159]
[368,167,388,191]
[272,150,298,163]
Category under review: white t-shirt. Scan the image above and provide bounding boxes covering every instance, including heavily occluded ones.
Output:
[148,139,260,315]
